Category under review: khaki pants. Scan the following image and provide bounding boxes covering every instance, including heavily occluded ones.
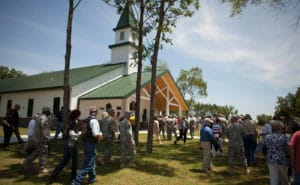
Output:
[268,163,288,185]
[201,141,212,171]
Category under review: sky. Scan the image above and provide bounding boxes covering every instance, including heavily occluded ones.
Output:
[0,0,299,119]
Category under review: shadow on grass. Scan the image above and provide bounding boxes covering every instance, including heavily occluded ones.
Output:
[0,163,49,185]
[139,141,201,165]
[134,159,176,177]
[0,135,270,185]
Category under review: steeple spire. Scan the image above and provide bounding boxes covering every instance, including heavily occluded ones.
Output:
[113,2,137,31]
[109,2,138,75]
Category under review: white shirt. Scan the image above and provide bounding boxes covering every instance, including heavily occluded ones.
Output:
[27,119,36,137]
[90,118,101,137]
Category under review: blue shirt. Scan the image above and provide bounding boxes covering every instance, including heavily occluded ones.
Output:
[200,125,214,142]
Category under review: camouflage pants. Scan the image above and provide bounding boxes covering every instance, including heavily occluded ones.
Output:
[166,128,173,141]
[27,141,48,170]
[228,144,247,169]
[120,139,136,164]
[22,136,35,155]
[190,127,195,138]
[103,137,114,161]
[160,128,166,140]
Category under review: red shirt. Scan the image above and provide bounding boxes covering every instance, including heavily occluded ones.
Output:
[289,131,300,173]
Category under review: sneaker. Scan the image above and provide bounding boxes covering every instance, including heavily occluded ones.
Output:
[207,168,215,172]
[39,168,49,174]
[245,168,250,174]
[88,179,98,184]
[200,169,209,173]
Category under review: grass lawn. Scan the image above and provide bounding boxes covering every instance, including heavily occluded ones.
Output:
[0,127,28,137]
[0,134,269,185]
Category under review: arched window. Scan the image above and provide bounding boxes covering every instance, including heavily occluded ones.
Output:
[106,103,112,111]
[129,101,136,111]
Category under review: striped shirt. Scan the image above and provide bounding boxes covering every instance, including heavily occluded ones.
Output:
[212,124,222,134]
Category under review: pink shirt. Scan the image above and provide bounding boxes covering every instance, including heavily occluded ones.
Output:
[289,131,300,173]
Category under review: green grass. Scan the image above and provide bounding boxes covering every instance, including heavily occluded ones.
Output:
[0,134,269,185]
[0,127,28,137]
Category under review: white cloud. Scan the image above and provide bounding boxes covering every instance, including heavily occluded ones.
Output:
[170,0,300,88]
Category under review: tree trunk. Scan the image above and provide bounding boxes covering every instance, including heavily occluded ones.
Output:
[63,0,74,129]
[134,0,145,146]
[147,0,165,153]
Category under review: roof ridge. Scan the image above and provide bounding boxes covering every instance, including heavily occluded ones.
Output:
[0,62,126,81]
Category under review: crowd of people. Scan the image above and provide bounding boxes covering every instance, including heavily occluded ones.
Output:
[199,114,300,185]
[1,104,300,185]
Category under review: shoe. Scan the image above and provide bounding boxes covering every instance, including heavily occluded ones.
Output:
[207,168,215,172]
[200,169,209,173]
[173,141,177,145]
[128,162,136,167]
[120,164,125,169]
[22,159,32,172]
[88,179,98,184]
[39,168,49,174]
[245,168,250,174]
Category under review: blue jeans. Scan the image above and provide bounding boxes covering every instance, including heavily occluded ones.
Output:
[72,142,97,185]
[51,140,78,179]
[295,173,300,185]
[54,121,62,140]
[243,134,257,165]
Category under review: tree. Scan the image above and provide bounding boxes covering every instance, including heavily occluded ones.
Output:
[176,67,207,110]
[146,0,200,153]
[63,0,82,129]
[256,114,272,125]
[103,0,153,146]
[295,87,300,117]
[221,0,300,28]
[274,92,296,123]
[0,65,27,79]
[194,102,238,118]
[143,59,169,71]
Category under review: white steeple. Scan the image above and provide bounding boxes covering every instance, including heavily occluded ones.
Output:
[109,3,138,75]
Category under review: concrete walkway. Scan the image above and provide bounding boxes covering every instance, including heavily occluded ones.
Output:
[0,130,200,144]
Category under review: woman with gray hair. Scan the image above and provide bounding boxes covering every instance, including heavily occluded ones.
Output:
[259,120,290,185]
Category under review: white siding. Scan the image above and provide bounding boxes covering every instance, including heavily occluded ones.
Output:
[0,65,126,118]
[70,67,124,110]
[111,45,130,64]
[79,94,151,122]
[114,28,135,44]
[79,99,124,120]
[0,89,63,117]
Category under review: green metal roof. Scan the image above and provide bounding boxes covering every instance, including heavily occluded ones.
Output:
[0,63,126,93]
[113,2,137,31]
[80,70,168,99]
